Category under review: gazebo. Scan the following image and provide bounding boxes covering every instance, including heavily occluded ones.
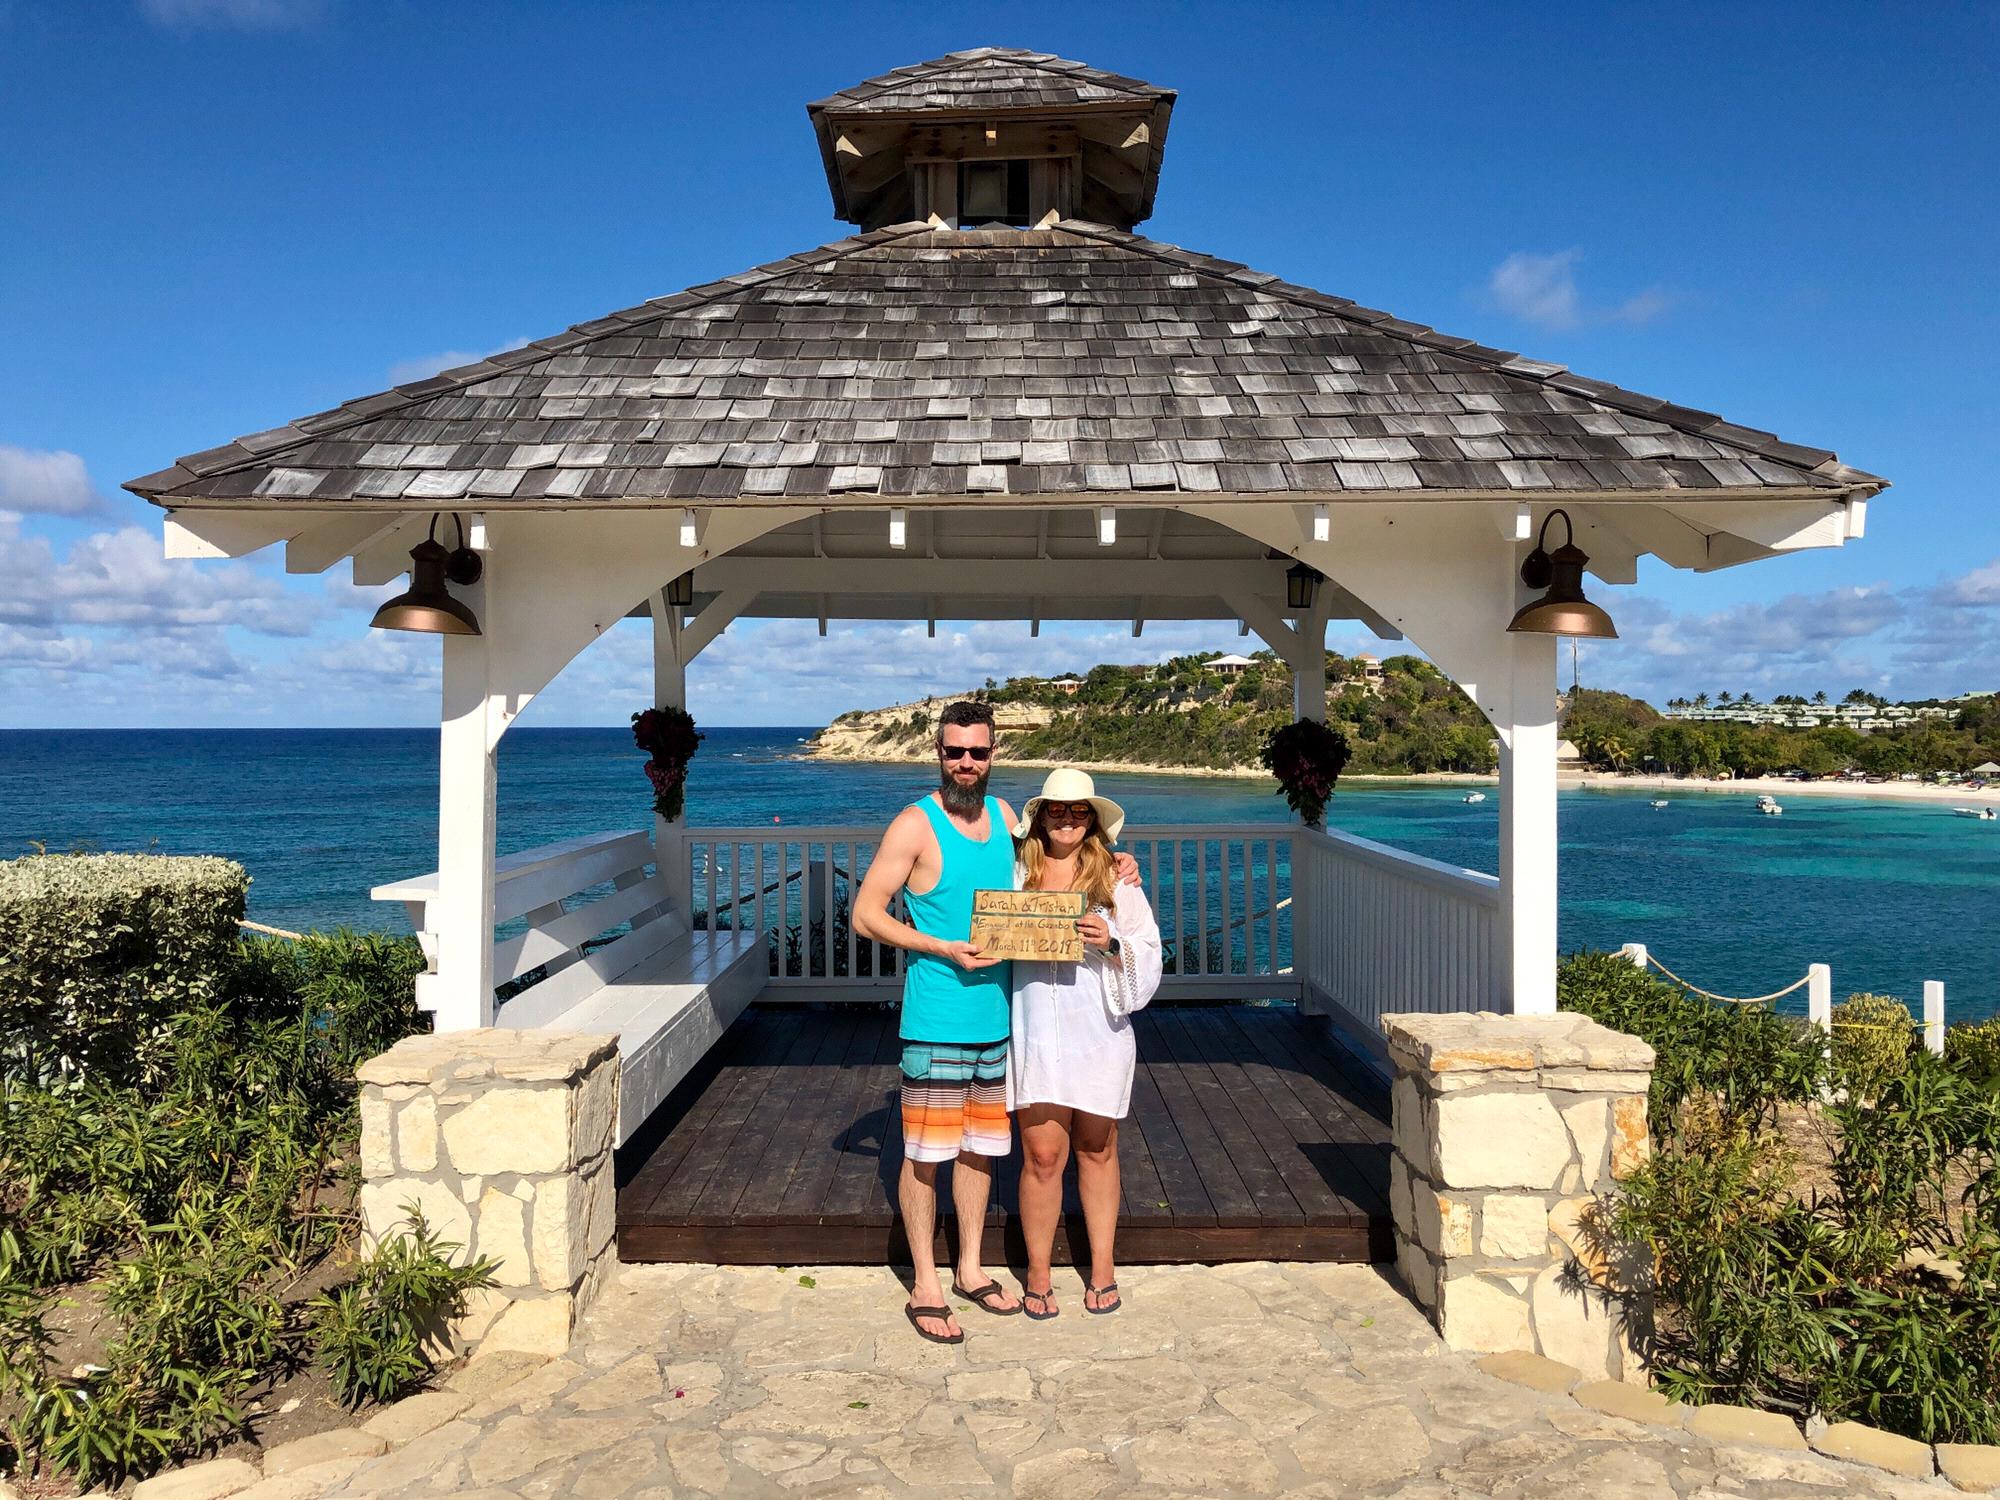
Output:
[131,48,1883,1269]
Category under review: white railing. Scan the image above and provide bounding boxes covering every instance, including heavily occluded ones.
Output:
[1294,824,1503,1034]
[374,829,677,1028]
[681,823,1301,1001]
[374,819,1510,1028]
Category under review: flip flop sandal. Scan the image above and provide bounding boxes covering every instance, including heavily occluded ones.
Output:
[905,1303,964,1345]
[1084,1281,1122,1315]
[953,1278,1023,1316]
[1022,1288,1059,1321]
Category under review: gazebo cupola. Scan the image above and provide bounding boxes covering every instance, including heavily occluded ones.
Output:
[809,47,1175,230]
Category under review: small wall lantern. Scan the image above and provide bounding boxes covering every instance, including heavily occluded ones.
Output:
[370,514,482,636]
[1286,561,1323,611]
[1506,509,1618,638]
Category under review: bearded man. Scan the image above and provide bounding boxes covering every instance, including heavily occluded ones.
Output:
[854,698,1137,1343]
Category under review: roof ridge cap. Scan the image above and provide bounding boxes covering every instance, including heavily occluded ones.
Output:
[1049,220,1881,490]
[126,223,937,497]
[810,48,1167,113]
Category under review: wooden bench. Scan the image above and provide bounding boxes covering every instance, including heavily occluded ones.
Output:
[373,829,768,1144]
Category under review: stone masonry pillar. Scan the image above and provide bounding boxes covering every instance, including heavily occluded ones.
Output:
[356,1030,619,1358]
[1382,1011,1654,1379]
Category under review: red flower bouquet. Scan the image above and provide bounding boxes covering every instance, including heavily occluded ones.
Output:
[1259,718,1351,828]
[632,706,703,822]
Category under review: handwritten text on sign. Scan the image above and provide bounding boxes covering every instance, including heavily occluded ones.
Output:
[969,888,1086,962]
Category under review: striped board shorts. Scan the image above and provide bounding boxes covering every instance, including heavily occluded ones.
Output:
[900,1038,1012,1163]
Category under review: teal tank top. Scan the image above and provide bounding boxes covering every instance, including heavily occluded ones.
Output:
[900,795,1015,1043]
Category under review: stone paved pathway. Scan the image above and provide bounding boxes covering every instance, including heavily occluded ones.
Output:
[316,1261,1965,1499]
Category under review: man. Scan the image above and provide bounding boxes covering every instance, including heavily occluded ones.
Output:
[854,700,1136,1343]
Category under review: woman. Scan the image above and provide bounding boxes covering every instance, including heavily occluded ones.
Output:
[1007,768,1162,1318]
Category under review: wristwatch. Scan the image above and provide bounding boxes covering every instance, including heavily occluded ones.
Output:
[1107,935,1122,957]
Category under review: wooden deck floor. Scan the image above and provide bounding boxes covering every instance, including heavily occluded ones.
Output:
[616,1004,1393,1265]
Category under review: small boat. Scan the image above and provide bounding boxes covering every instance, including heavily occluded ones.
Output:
[1953,806,1997,821]
[1462,792,1486,804]
[1650,799,1670,809]
[1755,794,1783,816]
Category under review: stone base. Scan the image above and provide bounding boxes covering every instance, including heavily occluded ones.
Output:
[1383,1011,1654,1380]
[357,1030,621,1357]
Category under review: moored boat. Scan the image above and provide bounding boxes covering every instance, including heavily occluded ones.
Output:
[1952,806,1997,820]
[1755,794,1783,815]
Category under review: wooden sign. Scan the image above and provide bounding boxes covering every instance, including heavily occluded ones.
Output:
[969,888,1086,962]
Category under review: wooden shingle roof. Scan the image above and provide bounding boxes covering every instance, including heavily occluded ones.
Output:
[127,222,1885,509]
[807,47,1171,116]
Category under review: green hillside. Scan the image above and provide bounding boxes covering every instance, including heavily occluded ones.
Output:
[987,652,1498,774]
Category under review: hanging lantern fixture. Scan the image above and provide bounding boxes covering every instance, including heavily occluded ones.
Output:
[1286,561,1322,611]
[1506,509,1617,639]
[369,514,483,636]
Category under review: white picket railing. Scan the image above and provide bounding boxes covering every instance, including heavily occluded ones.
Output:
[376,820,1511,1028]
[680,823,1302,1001]
[1293,824,1503,1035]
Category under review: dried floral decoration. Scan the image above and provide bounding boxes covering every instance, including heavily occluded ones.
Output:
[632,706,703,823]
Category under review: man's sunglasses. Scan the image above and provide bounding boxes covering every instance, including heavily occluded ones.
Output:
[940,745,992,762]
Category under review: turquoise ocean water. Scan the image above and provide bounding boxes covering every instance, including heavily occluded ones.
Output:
[2,727,1995,1022]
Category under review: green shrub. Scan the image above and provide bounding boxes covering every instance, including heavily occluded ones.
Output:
[1831,992,1916,1100]
[1558,949,1825,1129]
[0,854,247,1085]
[0,893,429,1483]
[1946,1018,2000,1090]
[1571,950,2000,1445]
[310,1206,496,1406]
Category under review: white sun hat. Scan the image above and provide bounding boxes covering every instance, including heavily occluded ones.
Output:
[1014,766,1127,845]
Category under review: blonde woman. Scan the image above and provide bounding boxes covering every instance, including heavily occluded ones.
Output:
[1008,768,1163,1318]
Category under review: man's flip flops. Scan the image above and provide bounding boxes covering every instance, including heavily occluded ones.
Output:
[905,1303,964,1344]
[953,1278,1022,1316]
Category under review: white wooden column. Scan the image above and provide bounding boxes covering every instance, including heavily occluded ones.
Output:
[1292,594,1329,723]
[650,589,694,921]
[1496,631,1560,1015]
[428,610,499,1033]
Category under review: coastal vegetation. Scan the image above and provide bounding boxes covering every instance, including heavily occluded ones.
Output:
[1560,951,2000,1443]
[0,854,484,1486]
[818,653,1999,779]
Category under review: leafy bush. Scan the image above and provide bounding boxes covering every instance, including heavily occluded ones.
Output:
[1563,952,2000,1443]
[1557,949,1824,1129]
[0,861,430,1483]
[1831,992,1916,1101]
[0,854,247,1085]
[309,1207,495,1405]
[1946,1018,2000,1091]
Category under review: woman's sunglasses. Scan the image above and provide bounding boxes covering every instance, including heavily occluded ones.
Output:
[1041,802,1096,822]
[940,745,991,762]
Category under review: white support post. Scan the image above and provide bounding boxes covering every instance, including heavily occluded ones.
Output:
[1923,980,1946,1056]
[1292,597,1328,723]
[1620,942,1647,969]
[429,628,499,1033]
[651,589,694,925]
[1291,602,1328,1012]
[1497,632,1560,1015]
[1808,963,1832,1035]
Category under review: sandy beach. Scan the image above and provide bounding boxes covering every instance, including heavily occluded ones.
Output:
[802,743,2000,806]
[1565,769,2000,807]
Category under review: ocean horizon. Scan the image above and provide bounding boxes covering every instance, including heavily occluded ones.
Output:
[3,725,1995,1023]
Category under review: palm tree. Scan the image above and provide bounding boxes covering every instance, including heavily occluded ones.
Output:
[1717,691,1733,705]
[1694,692,1710,710]
[1813,690,1828,706]
[1602,734,1631,772]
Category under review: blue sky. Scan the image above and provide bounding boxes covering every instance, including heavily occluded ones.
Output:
[2,0,1996,728]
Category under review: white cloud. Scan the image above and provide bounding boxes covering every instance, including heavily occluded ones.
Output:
[387,338,530,387]
[1487,250,1670,332]
[0,518,320,637]
[137,0,324,28]
[0,444,102,516]
[1585,565,2000,704]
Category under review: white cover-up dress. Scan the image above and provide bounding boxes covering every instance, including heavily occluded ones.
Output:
[1006,879,1164,1119]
